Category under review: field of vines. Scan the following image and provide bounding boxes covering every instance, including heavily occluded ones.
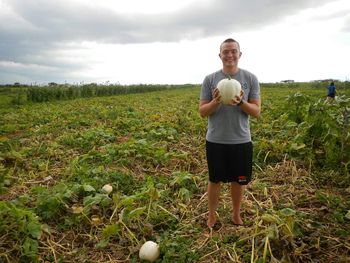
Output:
[0,82,350,262]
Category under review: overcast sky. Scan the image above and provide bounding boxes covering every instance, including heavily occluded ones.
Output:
[0,0,349,85]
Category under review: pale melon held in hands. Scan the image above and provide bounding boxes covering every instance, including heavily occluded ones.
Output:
[217,77,242,105]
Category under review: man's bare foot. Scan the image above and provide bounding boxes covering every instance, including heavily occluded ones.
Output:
[207,213,216,228]
[232,215,243,226]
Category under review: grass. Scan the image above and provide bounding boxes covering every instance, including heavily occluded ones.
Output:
[0,84,349,262]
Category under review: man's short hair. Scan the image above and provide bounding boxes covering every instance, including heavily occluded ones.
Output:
[220,38,240,51]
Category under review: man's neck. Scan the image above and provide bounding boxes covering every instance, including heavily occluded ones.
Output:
[222,66,239,75]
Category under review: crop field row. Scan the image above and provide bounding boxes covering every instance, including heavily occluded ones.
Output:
[0,84,349,262]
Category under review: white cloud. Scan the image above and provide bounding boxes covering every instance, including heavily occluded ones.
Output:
[83,0,204,14]
[238,0,350,82]
[0,0,349,84]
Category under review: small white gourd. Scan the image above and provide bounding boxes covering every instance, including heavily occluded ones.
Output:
[217,77,242,105]
[102,184,113,194]
[139,241,160,262]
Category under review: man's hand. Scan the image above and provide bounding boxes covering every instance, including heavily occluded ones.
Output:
[228,90,244,106]
[212,88,221,104]
[199,88,222,118]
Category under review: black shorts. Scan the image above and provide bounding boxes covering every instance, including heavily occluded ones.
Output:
[206,140,253,185]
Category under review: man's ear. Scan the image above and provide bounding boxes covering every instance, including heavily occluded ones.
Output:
[218,53,222,58]
[239,52,242,57]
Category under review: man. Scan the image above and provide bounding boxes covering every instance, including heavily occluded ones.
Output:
[199,38,261,228]
[327,81,336,101]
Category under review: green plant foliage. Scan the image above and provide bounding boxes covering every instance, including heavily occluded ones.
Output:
[0,83,349,262]
[0,201,43,261]
[158,231,200,262]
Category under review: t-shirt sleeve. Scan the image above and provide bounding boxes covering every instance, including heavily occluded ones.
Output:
[200,75,213,101]
[248,73,260,100]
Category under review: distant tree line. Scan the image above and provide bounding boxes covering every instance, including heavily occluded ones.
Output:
[3,83,198,104]
[2,81,349,105]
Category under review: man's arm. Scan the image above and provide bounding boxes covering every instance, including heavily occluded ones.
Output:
[239,98,261,118]
[199,88,221,118]
[199,88,261,118]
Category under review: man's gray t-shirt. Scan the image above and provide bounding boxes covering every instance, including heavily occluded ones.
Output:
[200,69,260,144]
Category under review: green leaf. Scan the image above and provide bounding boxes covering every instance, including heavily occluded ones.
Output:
[22,237,39,257]
[290,143,306,150]
[27,221,42,239]
[83,184,96,192]
[120,195,136,207]
[261,213,280,224]
[279,208,296,217]
[345,210,350,220]
[95,239,110,249]
[129,206,146,219]
[102,224,121,239]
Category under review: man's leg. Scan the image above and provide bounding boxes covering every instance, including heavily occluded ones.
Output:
[207,181,221,228]
[230,182,245,225]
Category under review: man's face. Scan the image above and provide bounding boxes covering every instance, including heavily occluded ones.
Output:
[219,42,241,68]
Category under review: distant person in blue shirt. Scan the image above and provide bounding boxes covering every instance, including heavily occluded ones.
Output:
[327,82,336,101]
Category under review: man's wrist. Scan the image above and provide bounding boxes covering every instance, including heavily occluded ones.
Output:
[237,99,245,106]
